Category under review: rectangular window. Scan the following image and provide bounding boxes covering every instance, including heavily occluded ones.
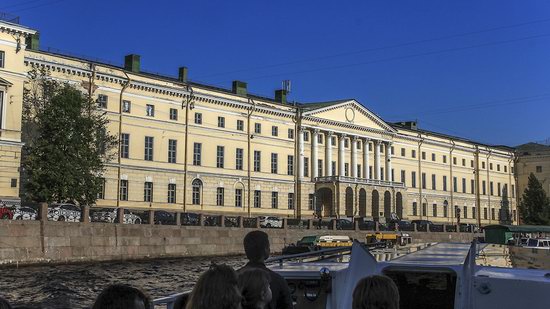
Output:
[358,164,362,178]
[216,187,224,206]
[482,161,486,169]
[401,170,406,184]
[288,128,294,139]
[431,174,436,190]
[119,180,128,201]
[255,123,261,134]
[332,137,337,146]
[484,208,488,220]
[254,151,261,172]
[168,139,177,163]
[303,131,309,142]
[194,112,202,124]
[453,157,457,165]
[504,166,507,173]
[318,134,323,144]
[490,181,494,196]
[463,206,468,219]
[193,143,202,165]
[391,146,394,155]
[302,157,309,177]
[288,193,294,210]
[287,155,294,175]
[97,94,108,109]
[412,150,416,158]
[421,173,426,189]
[497,183,501,197]
[343,163,349,176]
[471,179,475,194]
[218,116,225,128]
[422,203,427,216]
[462,178,466,193]
[271,126,278,137]
[491,208,495,220]
[432,204,438,217]
[344,139,349,148]
[471,160,474,168]
[422,151,426,160]
[412,202,418,216]
[169,108,178,120]
[236,148,244,170]
[271,153,278,174]
[497,164,501,172]
[490,163,493,170]
[412,171,417,188]
[121,133,130,158]
[0,51,4,68]
[381,167,384,181]
[462,158,466,166]
[432,153,436,161]
[401,148,406,157]
[453,177,458,193]
[97,178,105,199]
[216,146,224,168]
[443,176,447,191]
[308,194,314,210]
[443,155,447,163]
[443,205,448,217]
[237,120,244,131]
[122,100,131,113]
[168,184,176,203]
[333,161,337,176]
[482,180,486,195]
[254,190,261,208]
[473,207,476,219]
[271,192,278,209]
[235,189,243,207]
[512,185,515,198]
[146,104,155,117]
[144,136,154,161]
[536,166,542,173]
[318,159,323,177]
[144,182,153,202]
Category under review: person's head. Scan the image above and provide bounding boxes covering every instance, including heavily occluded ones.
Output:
[238,269,272,309]
[0,297,12,309]
[186,264,241,309]
[92,284,151,309]
[243,231,270,262]
[352,275,399,309]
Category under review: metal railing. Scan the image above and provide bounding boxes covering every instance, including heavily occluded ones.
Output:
[314,176,406,188]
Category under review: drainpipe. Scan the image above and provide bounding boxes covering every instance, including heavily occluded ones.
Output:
[507,153,514,224]
[292,104,300,219]
[182,85,193,212]
[247,98,256,217]
[474,145,481,227]
[449,140,455,225]
[116,72,131,209]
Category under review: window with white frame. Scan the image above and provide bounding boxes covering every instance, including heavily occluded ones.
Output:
[146,104,155,117]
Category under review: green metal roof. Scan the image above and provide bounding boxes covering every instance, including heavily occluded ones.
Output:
[484,224,550,233]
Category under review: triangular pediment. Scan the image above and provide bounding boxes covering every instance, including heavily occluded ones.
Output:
[301,99,396,132]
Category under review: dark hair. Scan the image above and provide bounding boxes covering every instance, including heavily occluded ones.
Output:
[243,231,270,262]
[92,284,152,309]
[0,297,11,309]
[186,264,241,309]
[352,275,399,309]
[238,269,271,309]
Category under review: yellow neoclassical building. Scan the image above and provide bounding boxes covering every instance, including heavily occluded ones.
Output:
[0,19,517,225]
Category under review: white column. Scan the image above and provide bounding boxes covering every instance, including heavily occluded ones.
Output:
[351,136,358,178]
[374,140,381,180]
[325,132,333,177]
[298,128,305,178]
[311,129,319,179]
[385,142,392,182]
[363,138,370,179]
[338,134,346,176]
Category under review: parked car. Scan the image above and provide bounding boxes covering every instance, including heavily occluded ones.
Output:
[224,216,239,227]
[47,203,81,222]
[330,218,354,230]
[154,210,175,225]
[411,220,433,229]
[0,205,13,219]
[397,220,414,230]
[91,208,142,224]
[361,220,388,231]
[11,206,38,220]
[259,216,282,228]
[181,212,200,225]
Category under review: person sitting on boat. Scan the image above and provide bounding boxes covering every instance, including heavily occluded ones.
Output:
[239,231,293,309]
[352,275,399,309]
[92,284,152,309]
[238,269,272,309]
[185,264,242,309]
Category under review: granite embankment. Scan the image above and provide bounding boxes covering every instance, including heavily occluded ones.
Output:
[0,218,477,266]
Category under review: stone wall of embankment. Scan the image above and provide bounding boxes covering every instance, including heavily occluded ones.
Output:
[0,220,478,267]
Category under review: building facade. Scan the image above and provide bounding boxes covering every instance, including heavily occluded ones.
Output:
[515,143,550,201]
[0,19,517,225]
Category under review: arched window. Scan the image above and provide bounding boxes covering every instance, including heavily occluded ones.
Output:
[192,179,203,205]
[412,202,418,216]
[443,200,449,217]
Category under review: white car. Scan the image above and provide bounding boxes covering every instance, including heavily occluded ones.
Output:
[47,203,82,222]
[91,208,141,224]
[11,206,38,220]
[259,216,282,228]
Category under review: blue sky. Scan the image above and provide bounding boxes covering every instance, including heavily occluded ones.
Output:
[5,0,550,146]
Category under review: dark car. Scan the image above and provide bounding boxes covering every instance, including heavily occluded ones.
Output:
[181,212,200,225]
[330,218,354,230]
[154,210,176,225]
[360,220,388,231]
[411,220,433,230]
[397,220,414,230]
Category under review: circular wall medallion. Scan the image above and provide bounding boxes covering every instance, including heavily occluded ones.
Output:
[345,107,355,123]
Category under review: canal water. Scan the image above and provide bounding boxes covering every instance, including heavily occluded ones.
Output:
[0,255,247,309]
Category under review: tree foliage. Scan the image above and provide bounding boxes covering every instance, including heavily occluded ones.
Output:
[21,69,116,205]
[518,173,550,225]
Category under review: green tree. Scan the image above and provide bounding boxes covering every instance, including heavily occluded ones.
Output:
[518,173,550,225]
[21,69,116,205]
